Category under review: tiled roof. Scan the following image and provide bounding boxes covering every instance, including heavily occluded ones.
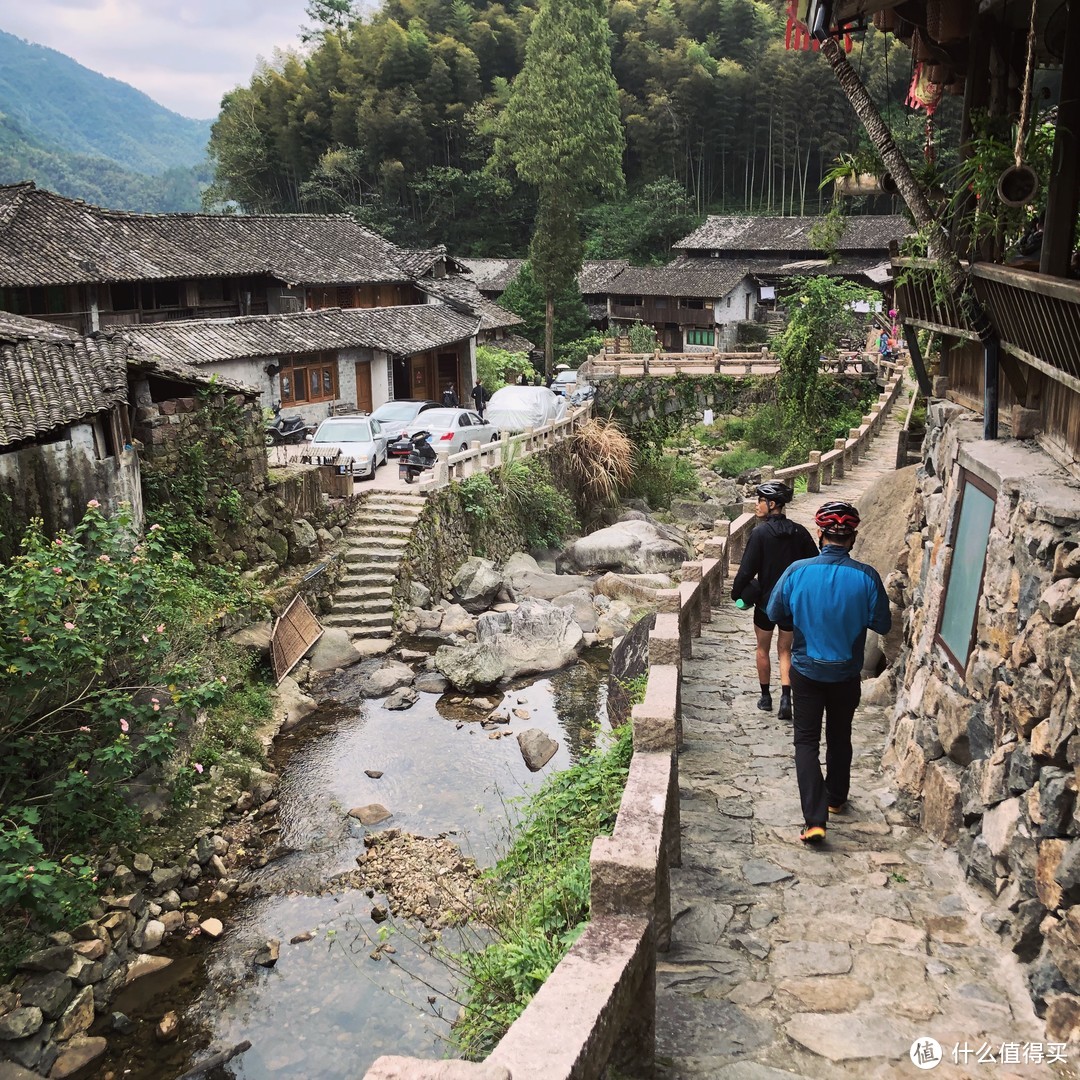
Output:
[0,315,257,446]
[608,261,751,299]
[458,258,525,294]
[0,182,429,288]
[739,255,893,282]
[121,305,480,366]
[578,260,630,295]
[419,275,524,330]
[674,214,911,253]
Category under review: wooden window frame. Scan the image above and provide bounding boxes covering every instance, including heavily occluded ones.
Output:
[280,353,339,405]
[934,470,997,672]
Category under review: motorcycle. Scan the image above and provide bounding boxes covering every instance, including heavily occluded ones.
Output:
[265,403,312,446]
[396,431,437,483]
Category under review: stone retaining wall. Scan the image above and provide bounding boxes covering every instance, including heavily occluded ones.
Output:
[363,375,904,1079]
[884,402,1080,1040]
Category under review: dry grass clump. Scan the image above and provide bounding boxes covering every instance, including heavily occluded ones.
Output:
[565,417,635,509]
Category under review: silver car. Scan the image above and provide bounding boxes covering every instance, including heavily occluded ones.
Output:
[369,399,441,442]
[413,408,498,453]
[308,416,389,480]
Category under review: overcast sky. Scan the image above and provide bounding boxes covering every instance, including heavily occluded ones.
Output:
[3,1,312,119]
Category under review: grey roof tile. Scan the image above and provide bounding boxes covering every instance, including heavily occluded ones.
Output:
[674,214,911,253]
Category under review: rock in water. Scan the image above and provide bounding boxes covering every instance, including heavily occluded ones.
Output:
[517,729,559,771]
[306,627,363,674]
[434,643,505,692]
[199,918,224,940]
[450,556,505,613]
[348,804,392,826]
[558,518,692,574]
[156,1010,180,1042]
[253,939,280,968]
[357,660,415,698]
[383,686,418,710]
[49,1036,107,1079]
[475,597,584,681]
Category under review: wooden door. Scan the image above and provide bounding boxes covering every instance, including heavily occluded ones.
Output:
[355,361,373,413]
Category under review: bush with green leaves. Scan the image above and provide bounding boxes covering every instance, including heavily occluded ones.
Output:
[476,346,533,394]
[625,451,700,509]
[452,723,633,1059]
[627,320,658,353]
[0,503,247,927]
[555,331,604,369]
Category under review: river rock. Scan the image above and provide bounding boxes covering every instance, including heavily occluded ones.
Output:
[306,627,363,674]
[517,729,559,771]
[349,804,393,826]
[357,661,415,698]
[49,1036,106,1079]
[408,581,432,608]
[384,687,418,710]
[18,972,72,1019]
[254,940,281,967]
[595,572,670,605]
[451,557,505,613]
[475,598,584,681]
[52,987,94,1042]
[125,954,172,984]
[669,498,721,527]
[0,1008,43,1041]
[275,676,317,732]
[551,587,598,632]
[138,919,165,952]
[439,604,477,637]
[434,643,505,692]
[414,672,450,694]
[156,1010,180,1042]
[199,918,224,940]
[557,519,692,575]
[503,552,540,575]
[18,945,74,973]
[228,620,273,659]
[507,569,593,601]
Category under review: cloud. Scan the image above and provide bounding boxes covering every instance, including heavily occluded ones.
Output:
[4,0,306,118]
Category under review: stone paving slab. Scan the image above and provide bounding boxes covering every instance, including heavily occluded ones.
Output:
[655,407,1080,1080]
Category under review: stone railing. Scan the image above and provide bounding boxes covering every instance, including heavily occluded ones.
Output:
[588,350,875,378]
[418,402,592,492]
[362,369,904,1080]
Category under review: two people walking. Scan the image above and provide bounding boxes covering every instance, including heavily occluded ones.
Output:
[734,489,891,846]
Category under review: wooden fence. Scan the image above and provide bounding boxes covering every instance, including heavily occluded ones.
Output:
[362,367,904,1080]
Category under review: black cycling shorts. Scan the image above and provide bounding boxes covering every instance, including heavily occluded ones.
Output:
[754,605,793,633]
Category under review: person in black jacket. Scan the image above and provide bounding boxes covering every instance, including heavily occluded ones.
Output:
[442,384,459,407]
[730,481,817,719]
[470,379,489,417]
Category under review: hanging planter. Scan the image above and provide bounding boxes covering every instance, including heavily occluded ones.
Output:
[996,164,1040,207]
[835,173,885,197]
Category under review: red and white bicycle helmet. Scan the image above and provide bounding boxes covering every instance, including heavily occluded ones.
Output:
[814,500,861,537]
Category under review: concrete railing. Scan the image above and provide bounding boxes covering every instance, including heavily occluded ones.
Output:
[588,350,877,378]
[418,403,592,493]
[362,369,904,1080]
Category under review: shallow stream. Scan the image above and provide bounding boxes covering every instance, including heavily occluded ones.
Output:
[98,648,611,1080]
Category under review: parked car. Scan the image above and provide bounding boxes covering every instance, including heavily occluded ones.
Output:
[485,385,567,433]
[308,416,389,480]
[409,408,499,452]
[370,399,440,444]
[550,369,580,396]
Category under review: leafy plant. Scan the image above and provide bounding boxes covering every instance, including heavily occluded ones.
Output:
[561,418,635,522]
[476,345,532,393]
[627,320,658,354]
[626,452,700,508]
[712,446,772,478]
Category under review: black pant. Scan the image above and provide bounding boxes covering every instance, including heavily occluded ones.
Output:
[789,669,861,828]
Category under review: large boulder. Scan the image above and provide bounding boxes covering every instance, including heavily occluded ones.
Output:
[503,552,541,576]
[508,569,593,601]
[306,628,362,674]
[286,519,319,564]
[434,643,505,692]
[439,603,478,637]
[357,661,415,699]
[228,621,273,659]
[669,498,723,529]
[550,588,598,633]
[274,677,317,732]
[451,557,505,614]
[557,519,692,575]
[595,572,670,605]
[476,598,584,681]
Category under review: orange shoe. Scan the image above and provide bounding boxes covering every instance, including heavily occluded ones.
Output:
[800,825,826,844]
[828,801,847,814]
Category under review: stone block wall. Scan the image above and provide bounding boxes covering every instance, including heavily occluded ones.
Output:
[885,401,1080,1039]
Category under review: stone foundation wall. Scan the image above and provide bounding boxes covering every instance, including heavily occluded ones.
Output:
[885,401,1080,1039]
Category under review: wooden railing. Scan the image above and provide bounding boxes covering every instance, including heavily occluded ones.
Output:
[362,368,904,1080]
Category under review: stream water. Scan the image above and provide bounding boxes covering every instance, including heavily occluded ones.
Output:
[98,648,611,1080]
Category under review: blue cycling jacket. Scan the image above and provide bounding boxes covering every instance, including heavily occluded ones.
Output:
[766,544,891,682]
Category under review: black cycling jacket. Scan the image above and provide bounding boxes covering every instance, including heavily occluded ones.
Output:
[730,515,817,609]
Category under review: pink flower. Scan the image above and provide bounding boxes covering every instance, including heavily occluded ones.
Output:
[119,718,129,733]
[79,726,91,733]
[97,554,110,563]
[193,763,204,774]
[87,499,100,509]
[53,540,64,547]
[21,636,31,643]
[53,567,63,575]
[219,676,227,684]
[155,624,165,634]
[149,523,162,532]
[64,621,76,630]
[152,702,160,712]
[142,634,149,643]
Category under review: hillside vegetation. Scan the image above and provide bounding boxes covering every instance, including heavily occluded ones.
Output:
[206,0,960,252]
[0,30,211,211]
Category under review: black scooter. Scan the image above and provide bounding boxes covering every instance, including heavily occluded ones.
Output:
[265,403,311,446]
[397,431,437,483]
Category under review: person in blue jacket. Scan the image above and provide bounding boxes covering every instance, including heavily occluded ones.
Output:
[767,501,891,845]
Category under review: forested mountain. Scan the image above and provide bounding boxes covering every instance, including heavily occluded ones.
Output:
[207,0,960,255]
[0,30,210,212]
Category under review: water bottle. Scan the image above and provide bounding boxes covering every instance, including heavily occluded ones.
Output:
[734,598,749,610]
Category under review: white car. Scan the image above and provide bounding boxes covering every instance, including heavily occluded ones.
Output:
[485,386,568,433]
[308,416,389,480]
[550,369,580,396]
[412,408,498,453]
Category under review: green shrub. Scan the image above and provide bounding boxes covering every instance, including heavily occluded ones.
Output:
[555,332,604,369]
[627,321,658,353]
[735,321,769,346]
[743,403,787,456]
[713,446,771,478]
[452,724,633,1059]
[626,452,700,509]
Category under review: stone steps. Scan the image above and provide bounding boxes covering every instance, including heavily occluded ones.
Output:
[328,595,394,616]
[320,611,395,636]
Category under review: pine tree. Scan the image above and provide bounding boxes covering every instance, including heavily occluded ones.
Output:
[492,0,624,372]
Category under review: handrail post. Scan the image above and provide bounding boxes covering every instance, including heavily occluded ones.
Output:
[833,438,846,479]
[807,450,822,493]
[849,428,861,465]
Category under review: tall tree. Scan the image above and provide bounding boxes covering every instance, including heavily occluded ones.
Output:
[492,0,625,372]
[302,0,357,42]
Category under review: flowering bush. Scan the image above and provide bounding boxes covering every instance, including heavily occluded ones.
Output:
[0,503,240,924]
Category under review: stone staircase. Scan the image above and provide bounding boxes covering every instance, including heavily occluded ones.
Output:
[320,491,428,639]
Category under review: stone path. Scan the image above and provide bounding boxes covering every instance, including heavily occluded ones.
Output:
[655,399,1080,1079]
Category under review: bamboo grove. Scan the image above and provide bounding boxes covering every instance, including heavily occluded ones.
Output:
[205,0,961,255]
